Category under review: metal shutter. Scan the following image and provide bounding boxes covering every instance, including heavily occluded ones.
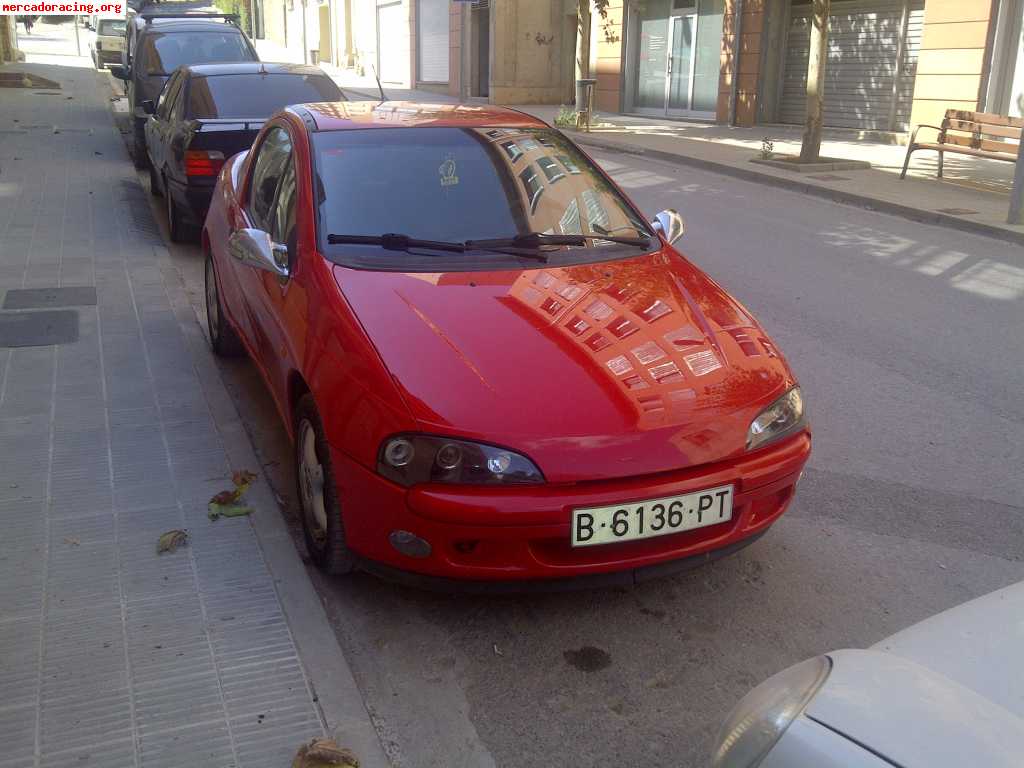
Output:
[779,0,925,131]
[417,0,449,83]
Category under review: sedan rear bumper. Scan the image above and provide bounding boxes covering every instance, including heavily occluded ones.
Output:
[331,430,810,584]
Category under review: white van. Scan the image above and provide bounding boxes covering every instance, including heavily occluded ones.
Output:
[91,16,127,70]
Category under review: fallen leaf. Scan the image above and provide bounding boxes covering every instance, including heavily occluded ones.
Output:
[157,530,188,554]
[493,643,504,657]
[210,489,241,506]
[232,469,257,488]
[291,738,359,768]
[63,537,80,547]
[208,503,254,521]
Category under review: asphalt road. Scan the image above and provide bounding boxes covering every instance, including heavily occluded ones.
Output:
[147,142,1024,768]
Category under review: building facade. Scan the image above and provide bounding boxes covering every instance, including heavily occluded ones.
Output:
[250,0,1024,131]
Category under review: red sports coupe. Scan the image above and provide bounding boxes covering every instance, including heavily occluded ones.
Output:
[203,101,810,589]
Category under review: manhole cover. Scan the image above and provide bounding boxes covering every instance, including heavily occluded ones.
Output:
[0,311,79,348]
[3,287,97,310]
[936,207,979,216]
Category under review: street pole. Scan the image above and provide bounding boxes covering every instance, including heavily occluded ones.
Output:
[74,15,81,56]
[1010,144,1024,225]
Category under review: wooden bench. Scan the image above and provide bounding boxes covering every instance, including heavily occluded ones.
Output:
[901,110,1022,179]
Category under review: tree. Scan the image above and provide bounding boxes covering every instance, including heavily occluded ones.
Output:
[799,0,830,162]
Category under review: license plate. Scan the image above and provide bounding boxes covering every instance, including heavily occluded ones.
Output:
[571,485,733,547]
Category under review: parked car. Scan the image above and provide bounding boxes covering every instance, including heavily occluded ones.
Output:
[202,102,811,587]
[144,62,343,242]
[90,15,126,70]
[712,580,1024,768]
[109,12,258,170]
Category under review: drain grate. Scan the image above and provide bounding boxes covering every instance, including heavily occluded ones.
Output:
[3,287,98,310]
[0,310,79,347]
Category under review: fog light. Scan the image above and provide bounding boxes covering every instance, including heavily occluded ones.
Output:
[389,530,432,558]
[383,438,414,467]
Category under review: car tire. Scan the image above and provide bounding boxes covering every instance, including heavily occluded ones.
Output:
[204,249,244,358]
[165,175,185,243]
[148,164,162,197]
[294,394,356,576]
[132,126,148,170]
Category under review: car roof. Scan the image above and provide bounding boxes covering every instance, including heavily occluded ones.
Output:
[300,101,548,132]
[133,17,243,33]
[184,62,327,78]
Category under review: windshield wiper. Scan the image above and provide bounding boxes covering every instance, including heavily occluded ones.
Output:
[464,232,587,250]
[327,233,466,253]
[589,223,652,246]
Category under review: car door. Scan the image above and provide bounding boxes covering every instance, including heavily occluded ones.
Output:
[231,123,293,367]
[251,151,306,401]
[146,71,182,180]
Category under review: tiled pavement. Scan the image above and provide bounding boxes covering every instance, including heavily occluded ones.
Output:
[0,63,328,766]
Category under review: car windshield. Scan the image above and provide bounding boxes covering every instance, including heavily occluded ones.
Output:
[98,19,126,36]
[314,126,653,270]
[187,73,343,119]
[141,31,253,75]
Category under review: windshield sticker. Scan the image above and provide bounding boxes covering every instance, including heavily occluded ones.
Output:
[439,156,459,188]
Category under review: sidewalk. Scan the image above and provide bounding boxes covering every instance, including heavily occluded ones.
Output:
[0,24,385,768]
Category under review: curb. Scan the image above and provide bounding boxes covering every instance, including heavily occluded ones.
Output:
[567,133,1024,247]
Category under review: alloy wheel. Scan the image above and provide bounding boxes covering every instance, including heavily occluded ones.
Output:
[298,418,328,542]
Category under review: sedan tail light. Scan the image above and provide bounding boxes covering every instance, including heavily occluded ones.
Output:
[184,150,225,177]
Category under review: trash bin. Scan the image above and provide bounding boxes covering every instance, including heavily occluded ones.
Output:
[309,49,320,65]
[575,78,597,132]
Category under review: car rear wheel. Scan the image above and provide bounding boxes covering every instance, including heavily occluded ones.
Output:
[295,394,355,575]
[204,250,244,358]
[165,175,185,242]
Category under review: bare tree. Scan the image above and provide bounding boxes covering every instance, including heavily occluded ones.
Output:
[800,0,830,162]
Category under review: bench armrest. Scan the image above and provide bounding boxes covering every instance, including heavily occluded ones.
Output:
[909,124,944,145]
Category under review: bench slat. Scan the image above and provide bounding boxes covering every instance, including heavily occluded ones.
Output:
[943,119,1022,139]
[914,142,1018,161]
[944,109,1024,128]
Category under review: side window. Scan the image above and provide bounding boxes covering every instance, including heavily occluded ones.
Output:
[156,73,181,120]
[247,126,293,231]
[270,160,297,260]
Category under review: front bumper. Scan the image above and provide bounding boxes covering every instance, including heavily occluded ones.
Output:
[331,430,810,584]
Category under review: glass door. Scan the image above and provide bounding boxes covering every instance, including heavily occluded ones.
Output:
[667,13,696,113]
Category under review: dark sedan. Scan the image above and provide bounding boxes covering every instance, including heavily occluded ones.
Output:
[144,62,344,241]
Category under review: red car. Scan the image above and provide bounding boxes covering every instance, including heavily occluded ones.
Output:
[203,101,810,589]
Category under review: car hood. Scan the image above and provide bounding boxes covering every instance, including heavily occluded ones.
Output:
[333,250,797,482]
[807,582,1024,768]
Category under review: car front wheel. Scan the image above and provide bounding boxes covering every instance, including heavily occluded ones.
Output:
[204,249,244,357]
[295,394,355,575]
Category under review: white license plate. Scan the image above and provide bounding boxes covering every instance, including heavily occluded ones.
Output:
[571,485,733,547]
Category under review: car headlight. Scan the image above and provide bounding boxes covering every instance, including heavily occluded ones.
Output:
[712,655,831,768]
[747,387,805,451]
[377,435,545,487]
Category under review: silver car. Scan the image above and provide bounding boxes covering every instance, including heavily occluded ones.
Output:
[712,581,1024,767]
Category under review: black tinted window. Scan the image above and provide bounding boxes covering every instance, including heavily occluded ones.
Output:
[187,74,343,119]
[314,127,650,267]
[141,31,253,75]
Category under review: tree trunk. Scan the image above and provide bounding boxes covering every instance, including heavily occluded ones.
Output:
[576,0,591,85]
[800,0,829,163]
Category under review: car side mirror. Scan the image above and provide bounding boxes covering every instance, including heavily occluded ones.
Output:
[652,209,685,246]
[141,99,155,115]
[228,228,289,278]
[109,64,130,81]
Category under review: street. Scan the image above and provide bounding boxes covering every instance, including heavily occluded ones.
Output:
[150,138,1024,766]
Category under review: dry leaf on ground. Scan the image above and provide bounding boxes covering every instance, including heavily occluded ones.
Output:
[157,530,188,554]
[291,738,359,768]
